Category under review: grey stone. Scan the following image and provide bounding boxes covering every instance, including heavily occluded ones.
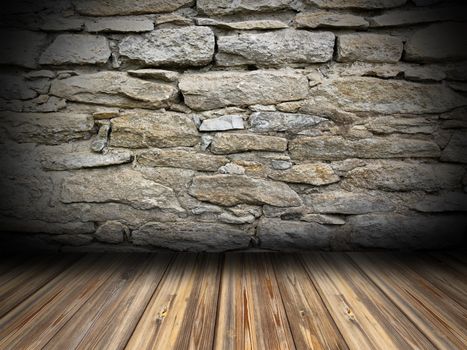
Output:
[304,191,394,214]
[271,160,293,170]
[405,23,467,62]
[110,111,199,148]
[61,168,185,212]
[331,159,366,175]
[441,131,467,163]
[365,116,437,134]
[85,17,154,32]
[50,72,178,109]
[179,70,308,110]
[269,163,340,186]
[289,136,440,160]
[210,133,288,154]
[127,69,180,82]
[301,214,346,225]
[218,163,246,175]
[39,35,111,65]
[138,166,195,193]
[257,218,330,250]
[95,221,128,243]
[410,192,467,212]
[40,149,133,170]
[217,29,334,66]
[250,112,327,133]
[344,161,465,191]
[38,16,84,31]
[137,148,228,171]
[196,18,288,30]
[0,30,47,68]
[119,27,215,67]
[0,74,37,100]
[199,115,244,131]
[309,0,406,9]
[189,174,302,207]
[337,33,403,63]
[132,221,251,251]
[24,70,56,80]
[295,11,369,29]
[218,212,255,224]
[197,0,295,15]
[74,0,193,15]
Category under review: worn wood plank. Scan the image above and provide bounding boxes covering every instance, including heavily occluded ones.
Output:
[272,254,348,350]
[0,254,79,318]
[301,253,435,350]
[214,253,296,350]
[349,252,467,350]
[0,254,121,349]
[125,253,221,350]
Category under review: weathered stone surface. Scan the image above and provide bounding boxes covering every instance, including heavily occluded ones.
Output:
[440,131,467,163]
[197,0,294,15]
[337,33,403,63]
[132,221,251,252]
[210,133,287,154]
[309,0,406,9]
[218,212,255,225]
[0,74,37,100]
[189,174,302,207]
[0,111,94,145]
[410,192,467,212]
[137,148,228,171]
[365,116,437,134]
[257,218,330,250]
[119,27,215,66]
[347,213,466,249]
[405,23,467,62]
[61,168,184,212]
[295,11,368,28]
[39,35,111,65]
[110,111,198,148]
[218,163,246,175]
[36,16,84,31]
[304,191,394,214]
[74,0,193,15]
[0,30,47,68]
[138,166,195,193]
[217,30,334,66]
[196,18,288,30]
[199,115,244,131]
[179,70,308,110]
[269,163,340,186]
[50,72,178,109]
[344,161,465,191]
[127,69,179,82]
[94,221,128,243]
[289,136,440,160]
[309,77,467,114]
[40,149,133,170]
[250,112,327,133]
[272,160,292,170]
[84,16,154,32]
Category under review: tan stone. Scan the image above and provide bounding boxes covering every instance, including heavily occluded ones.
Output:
[269,163,340,185]
[210,133,287,154]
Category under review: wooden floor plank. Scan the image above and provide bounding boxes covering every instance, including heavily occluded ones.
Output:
[125,253,221,350]
[272,254,348,350]
[301,253,435,350]
[349,252,467,350]
[214,253,296,350]
[0,254,122,349]
[430,252,467,274]
[0,254,26,276]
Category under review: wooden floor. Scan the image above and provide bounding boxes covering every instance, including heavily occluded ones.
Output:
[0,252,466,350]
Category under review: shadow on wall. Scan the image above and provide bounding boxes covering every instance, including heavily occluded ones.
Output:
[0,0,466,252]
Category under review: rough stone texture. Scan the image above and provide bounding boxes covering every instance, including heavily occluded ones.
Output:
[199,115,244,131]
[179,70,308,110]
[337,34,403,63]
[119,27,215,66]
[440,131,467,163]
[269,163,340,185]
[50,72,178,109]
[110,111,199,148]
[370,7,467,27]
[405,23,467,62]
[410,192,467,212]
[39,35,111,65]
[40,149,133,170]
[0,30,47,68]
[197,0,294,15]
[84,17,154,32]
[295,12,368,29]
[189,175,302,207]
[309,0,406,9]
[74,0,193,15]
[217,30,335,66]
[210,133,288,154]
[196,18,288,30]
[127,69,179,81]
[250,112,327,133]
[94,221,127,243]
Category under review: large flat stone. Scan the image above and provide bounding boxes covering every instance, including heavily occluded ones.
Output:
[269,163,340,185]
[40,149,133,170]
[119,27,215,67]
[197,0,294,15]
[337,33,403,63]
[60,168,184,212]
[110,110,199,148]
[344,160,465,191]
[0,30,47,68]
[210,133,287,154]
[295,11,368,28]
[216,29,335,66]
[249,112,327,133]
[309,77,467,114]
[309,0,406,9]
[189,174,302,207]
[289,136,440,160]
[39,34,111,65]
[84,17,154,32]
[74,0,193,15]
[50,72,178,109]
[257,218,330,250]
[410,192,467,212]
[199,115,244,131]
[440,130,467,163]
[132,221,251,252]
[196,18,288,30]
[179,70,308,110]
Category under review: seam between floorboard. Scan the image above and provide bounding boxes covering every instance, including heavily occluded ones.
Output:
[211,253,225,350]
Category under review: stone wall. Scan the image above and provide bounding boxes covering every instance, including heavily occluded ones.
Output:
[0,0,466,252]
